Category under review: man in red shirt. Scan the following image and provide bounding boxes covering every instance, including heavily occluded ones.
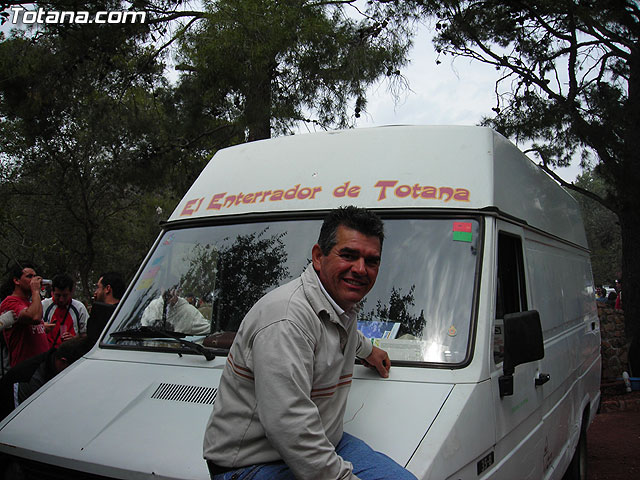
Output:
[0,263,50,367]
[42,273,89,347]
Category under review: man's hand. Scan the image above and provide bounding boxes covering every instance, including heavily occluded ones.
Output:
[61,331,74,341]
[0,310,16,331]
[362,345,391,378]
[29,276,42,295]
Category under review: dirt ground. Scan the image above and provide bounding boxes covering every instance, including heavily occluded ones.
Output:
[587,392,640,480]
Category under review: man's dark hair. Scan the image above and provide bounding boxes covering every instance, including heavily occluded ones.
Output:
[317,206,384,255]
[54,336,92,364]
[100,271,125,300]
[52,273,74,291]
[0,261,38,299]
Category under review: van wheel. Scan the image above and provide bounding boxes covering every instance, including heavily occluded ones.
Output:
[563,427,587,480]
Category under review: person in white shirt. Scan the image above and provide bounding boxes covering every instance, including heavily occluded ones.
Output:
[41,273,88,347]
[141,287,210,335]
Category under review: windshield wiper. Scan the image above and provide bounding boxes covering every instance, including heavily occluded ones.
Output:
[111,326,215,361]
[111,326,186,339]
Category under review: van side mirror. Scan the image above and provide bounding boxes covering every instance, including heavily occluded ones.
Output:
[499,310,544,397]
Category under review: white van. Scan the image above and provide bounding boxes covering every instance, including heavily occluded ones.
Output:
[0,126,600,480]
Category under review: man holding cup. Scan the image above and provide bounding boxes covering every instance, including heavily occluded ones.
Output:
[0,262,49,367]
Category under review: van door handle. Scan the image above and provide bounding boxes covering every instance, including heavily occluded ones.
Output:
[535,373,550,386]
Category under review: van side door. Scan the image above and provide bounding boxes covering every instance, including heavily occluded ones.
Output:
[490,223,544,479]
[523,229,601,478]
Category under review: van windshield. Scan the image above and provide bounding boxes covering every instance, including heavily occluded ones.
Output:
[104,217,481,365]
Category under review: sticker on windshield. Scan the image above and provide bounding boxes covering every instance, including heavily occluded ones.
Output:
[137,256,164,290]
[136,279,153,290]
[453,222,473,242]
[162,234,175,246]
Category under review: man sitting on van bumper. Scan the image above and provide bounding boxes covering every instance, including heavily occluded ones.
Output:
[203,206,417,480]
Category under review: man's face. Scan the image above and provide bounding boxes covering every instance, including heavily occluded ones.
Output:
[163,288,180,307]
[15,268,36,294]
[94,277,108,302]
[312,225,381,311]
[52,287,72,308]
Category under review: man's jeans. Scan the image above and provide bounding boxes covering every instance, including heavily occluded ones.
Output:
[209,432,418,480]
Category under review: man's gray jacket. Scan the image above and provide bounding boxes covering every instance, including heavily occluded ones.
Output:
[203,264,373,479]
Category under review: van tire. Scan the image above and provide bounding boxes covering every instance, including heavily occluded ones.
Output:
[563,426,587,480]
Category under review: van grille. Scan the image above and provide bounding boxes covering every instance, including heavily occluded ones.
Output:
[150,382,217,405]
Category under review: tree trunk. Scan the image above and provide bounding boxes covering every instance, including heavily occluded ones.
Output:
[621,48,640,375]
[620,211,640,375]
[245,66,273,142]
[79,228,95,304]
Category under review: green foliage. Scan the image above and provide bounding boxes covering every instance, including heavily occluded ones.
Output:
[176,0,413,140]
[574,170,621,286]
[0,0,415,303]
[0,5,195,300]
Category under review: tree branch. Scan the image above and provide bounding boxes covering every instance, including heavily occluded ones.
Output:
[305,0,357,7]
[149,15,201,61]
[515,1,573,42]
[145,10,207,26]
[577,9,634,55]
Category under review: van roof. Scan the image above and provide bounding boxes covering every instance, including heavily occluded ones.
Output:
[170,125,587,248]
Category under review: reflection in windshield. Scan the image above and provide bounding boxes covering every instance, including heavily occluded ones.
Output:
[140,288,210,335]
[358,285,426,338]
[207,229,289,332]
[104,218,481,365]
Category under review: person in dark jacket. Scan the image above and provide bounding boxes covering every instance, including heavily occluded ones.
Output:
[0,336,92,420]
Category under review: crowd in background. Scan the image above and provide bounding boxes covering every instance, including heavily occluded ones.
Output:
[0,261,125,419]
[595,278,623,310]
